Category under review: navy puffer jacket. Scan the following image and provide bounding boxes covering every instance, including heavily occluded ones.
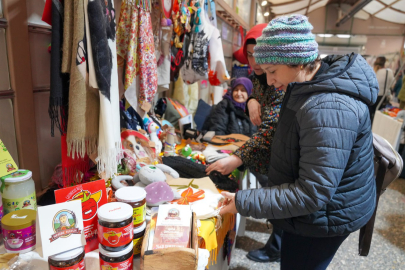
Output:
[235,54,379,237]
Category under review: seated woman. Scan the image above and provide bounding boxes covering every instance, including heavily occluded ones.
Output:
[202,78,256,136]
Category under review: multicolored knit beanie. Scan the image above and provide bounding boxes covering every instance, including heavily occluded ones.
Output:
[253,14,318,65]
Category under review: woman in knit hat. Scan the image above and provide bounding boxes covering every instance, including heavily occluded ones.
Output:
[207,24,285,263]
[202,77,256,136]
[219,14,378,269]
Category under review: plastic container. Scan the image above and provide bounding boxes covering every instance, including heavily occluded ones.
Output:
[0,170,37,215]
[133,221,146,256]
[115,187,146,228]
[48,246,85,270]
[1,209,36,253]
[99,242,133,270]
[97,202,133,248]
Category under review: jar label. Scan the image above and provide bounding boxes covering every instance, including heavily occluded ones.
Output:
[133,204,145,226]
[3,191,37,215]
[49,258,85,270]
[97,223,133,247]
[2,224,36,252]
[100,255,133,270]
[133,235,144,255]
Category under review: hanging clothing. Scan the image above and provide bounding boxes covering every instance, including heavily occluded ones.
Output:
[66,0,100,158]
[48,0,69,136]
[116,0,158,112]
[88,0,122,179]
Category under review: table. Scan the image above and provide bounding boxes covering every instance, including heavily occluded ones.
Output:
[372,111,403,150]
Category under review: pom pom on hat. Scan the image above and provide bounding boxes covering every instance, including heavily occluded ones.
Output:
[253,14,318,66]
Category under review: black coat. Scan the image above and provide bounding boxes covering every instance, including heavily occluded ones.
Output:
[202,99,256,136]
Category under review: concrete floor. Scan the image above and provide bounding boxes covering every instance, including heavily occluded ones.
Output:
[229,178,405,270]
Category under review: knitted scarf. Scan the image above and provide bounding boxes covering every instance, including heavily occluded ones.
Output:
[66,0,99,158]
[49,0,69,136]
[88,0,122,179]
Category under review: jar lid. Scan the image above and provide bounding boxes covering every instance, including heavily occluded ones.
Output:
[97,202,133,223]
[133,222,146,234]
[1,209,36,231]
[115,187,146,203]
[49,246,84,261]
[99,242,133,258]
[0,170,32,183]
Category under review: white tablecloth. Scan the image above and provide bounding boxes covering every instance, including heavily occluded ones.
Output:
[372,111,403,151]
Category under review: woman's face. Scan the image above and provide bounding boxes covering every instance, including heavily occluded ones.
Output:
[246,44,264,75]
[260,64,305,91]
[233,85,249,103]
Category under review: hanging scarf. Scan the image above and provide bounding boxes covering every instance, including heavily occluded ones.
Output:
[88,0,122,179]
[116,0,158,113]
[66,0,99,158]
[49,0,69,136]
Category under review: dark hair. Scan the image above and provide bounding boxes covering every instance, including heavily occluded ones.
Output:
[246,38,257,45]
[374,56,386,68]
[289,55,322,72]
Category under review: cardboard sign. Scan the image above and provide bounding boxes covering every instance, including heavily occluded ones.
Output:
[0,139,18,179]
[54,179,107,253]
[36,200,86,258]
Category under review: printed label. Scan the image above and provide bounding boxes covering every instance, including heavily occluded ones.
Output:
[100,255,133,270]
[49,258,85,270]
[3,191,37,215]
[133,205,145,226]
[2,225,36,252]
[133,235,144,255]
[97,223,133,247]
[0,204,3,220]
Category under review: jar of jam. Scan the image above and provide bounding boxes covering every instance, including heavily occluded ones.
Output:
[97,202,133,248]
[48,246,85,270]
[133,221,146,256]
[99,242,133,270]
[115,187,146,228]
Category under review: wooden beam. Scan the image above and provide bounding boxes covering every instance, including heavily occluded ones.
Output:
[305,0,313,15]
[216,0,249,29]
[374,0,405,16]
[3,0,41,192]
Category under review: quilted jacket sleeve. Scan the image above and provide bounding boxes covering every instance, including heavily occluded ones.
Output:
[235,96,360,219]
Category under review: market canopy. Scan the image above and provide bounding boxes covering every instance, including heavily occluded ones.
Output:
[263,0,405,25]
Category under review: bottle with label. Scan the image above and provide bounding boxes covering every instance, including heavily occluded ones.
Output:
[0,170,37,215]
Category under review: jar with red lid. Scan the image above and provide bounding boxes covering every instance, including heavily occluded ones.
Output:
[99,242,133,270]
[97,202,133,248]
[48,246,85,270]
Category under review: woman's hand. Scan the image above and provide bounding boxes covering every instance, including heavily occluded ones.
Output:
[205,155,243,175]
[248,99,262,126]
[219,192,238,215]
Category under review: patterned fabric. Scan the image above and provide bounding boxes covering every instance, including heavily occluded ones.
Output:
[254,14,318,65]
[233,74,285,174]
[116,0,157,104]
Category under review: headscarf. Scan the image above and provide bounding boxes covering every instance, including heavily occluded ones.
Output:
[223,77,253,110]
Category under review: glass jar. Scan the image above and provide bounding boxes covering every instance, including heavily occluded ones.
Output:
[0,170,37,215]
[1,209,36,253]
[97,202,133,248]
[115,187,146,228]
[48,246,85,270]
[133,221,146,256]
[99,242,133,270]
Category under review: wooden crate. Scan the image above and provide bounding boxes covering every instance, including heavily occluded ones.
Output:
[140,212,198,270]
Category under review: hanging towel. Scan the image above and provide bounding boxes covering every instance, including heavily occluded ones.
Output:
[88,0,122,179]
[116,0,157,113]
